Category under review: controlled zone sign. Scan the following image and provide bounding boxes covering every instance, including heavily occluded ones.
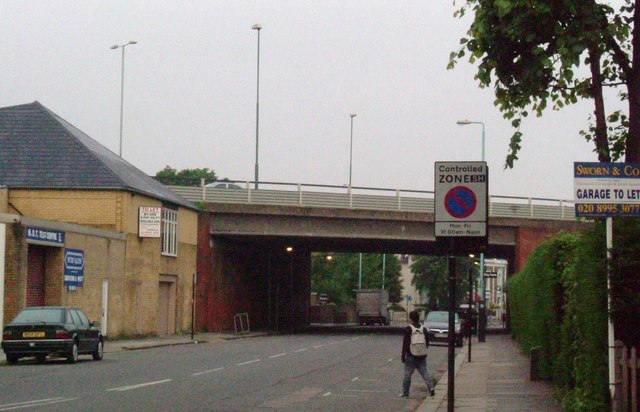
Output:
[574,162,640,217]
[435,161,488,237]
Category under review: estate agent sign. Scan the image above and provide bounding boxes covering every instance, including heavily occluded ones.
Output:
[139,207,162,237]
[574,162,640,217]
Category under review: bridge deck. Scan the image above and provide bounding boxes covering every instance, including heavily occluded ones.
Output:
[169,182,577,221]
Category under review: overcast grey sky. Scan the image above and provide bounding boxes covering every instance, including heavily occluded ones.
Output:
[3,1,611,200]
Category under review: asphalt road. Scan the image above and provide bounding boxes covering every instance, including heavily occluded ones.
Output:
[0,332,450,411]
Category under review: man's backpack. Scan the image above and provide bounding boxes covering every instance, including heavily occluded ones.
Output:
[409,325,428,356]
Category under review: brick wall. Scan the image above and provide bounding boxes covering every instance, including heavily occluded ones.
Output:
[9,190,120,230]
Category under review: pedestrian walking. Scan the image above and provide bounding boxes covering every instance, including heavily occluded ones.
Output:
[401,310,435,397]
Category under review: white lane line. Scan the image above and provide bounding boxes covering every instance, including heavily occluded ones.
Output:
[193,367,224,376]
[388,358,393,362]
[107,379,172,392]
[344,389,386,393]
[0,397,78,411]
[327,393,359,398]
[322,392,331,397]
[351,377,359,382]
[269,353,287,359]
[293,348,308,353]
[237,359,261,366]
[328,341,339,345]
[351,336,362,340]
[313,344,325,349]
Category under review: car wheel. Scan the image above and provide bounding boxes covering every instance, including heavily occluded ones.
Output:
[35,354,47,364]
[6,353,19,365]
[92,340,104,361]
[67,341,79,364]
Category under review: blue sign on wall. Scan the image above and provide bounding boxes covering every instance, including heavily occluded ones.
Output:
[26,227,65,246]
[64,248,84,287]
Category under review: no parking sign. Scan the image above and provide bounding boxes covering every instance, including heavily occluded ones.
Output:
[435,161,488,237]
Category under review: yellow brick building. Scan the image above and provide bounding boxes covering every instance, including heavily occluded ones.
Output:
[0,102,198,338]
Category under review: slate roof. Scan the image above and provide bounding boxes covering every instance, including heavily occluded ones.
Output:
[0,101,196,210]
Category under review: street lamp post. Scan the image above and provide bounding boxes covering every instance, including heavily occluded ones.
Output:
[252,24,262,190]
[457,119,486,341]
[110,41,137,158]
[349,113,357,188]
[349,113,362,290]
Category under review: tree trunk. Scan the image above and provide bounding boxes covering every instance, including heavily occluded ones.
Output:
[589,46,611,162]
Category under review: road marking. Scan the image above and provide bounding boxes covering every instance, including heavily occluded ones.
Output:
[322,392,331,397]
[237,359,261,366]
[328,341,339,345]
[269,353,287,359]
[313,344,325,348]
[388,358,393,362]
[293,348,308,353]
[344,389,386,393]
[107,379,172,392]
[0,397,78,411]
[351,377,359,382]
[193,367,224,376]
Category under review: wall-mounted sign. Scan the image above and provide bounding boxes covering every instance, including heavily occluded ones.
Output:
[26,227,65,247]
[64,248,84,287]
[574,162,640,217]
[139,207,162,238]
[435,161,488,237]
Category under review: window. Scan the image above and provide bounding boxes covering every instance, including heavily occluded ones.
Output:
[69,310,82,327]
[74,309,90,327]
[13,308,64,323]
[162,207,178,256]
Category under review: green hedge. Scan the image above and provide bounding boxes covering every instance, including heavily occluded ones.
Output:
[508,228,608,411]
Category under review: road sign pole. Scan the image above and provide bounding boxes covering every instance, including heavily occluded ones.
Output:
[468,267,473,362]
[447,252,456,412]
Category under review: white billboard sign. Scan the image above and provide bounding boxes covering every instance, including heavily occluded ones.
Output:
[139,207,162,238]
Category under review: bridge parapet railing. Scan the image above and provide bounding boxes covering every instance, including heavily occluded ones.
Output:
[168,180,576,221]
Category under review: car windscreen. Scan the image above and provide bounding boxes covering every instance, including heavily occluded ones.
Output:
[12,308,65,324]
[426,312,460,323]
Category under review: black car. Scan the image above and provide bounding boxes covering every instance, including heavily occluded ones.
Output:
[1,306,104,365]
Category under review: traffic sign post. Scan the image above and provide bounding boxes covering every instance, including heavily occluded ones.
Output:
[435,161,488,239]
[434,161,488,412]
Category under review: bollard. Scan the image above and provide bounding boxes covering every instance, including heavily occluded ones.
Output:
[530,346,542,381]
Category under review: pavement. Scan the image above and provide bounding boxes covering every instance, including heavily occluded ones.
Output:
[417,333,563,412]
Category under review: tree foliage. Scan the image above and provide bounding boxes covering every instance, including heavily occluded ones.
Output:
[450,0,639,166]
[311,253,402,305]
[153,166,218,186]
[410,255,477,309]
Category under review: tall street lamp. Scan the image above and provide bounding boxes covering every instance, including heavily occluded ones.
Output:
[349,113,357,188]
[110,41,137,158]
[349,113,361,289]
[252,24,263,190]
[457,118,487,341]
